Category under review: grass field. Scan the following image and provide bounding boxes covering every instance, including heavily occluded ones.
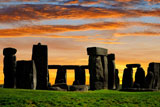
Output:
[0,88,160,107]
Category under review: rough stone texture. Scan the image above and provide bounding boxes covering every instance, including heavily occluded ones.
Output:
[89,56,104,90]
[55,67,66,84]
[16,60,37,89]
[73,66,85,85]
[51,83,68,91]
[102,56,108,89]
[3,47,17,88]
[126,64,141,68]
[146,63,160,90]
[133,67,145,88]
[87,47,108,90]
[32,43,48,90]
[145,71,154,89]
[87,47,108,56]
[107,54,116,89]
[115,69,119,90]
[122,67,133,89]
[70,85,88,91]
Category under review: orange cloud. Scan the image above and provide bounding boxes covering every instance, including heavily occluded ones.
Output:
[114,31,160,37]
[0,4,160,23]
[0,22,126,37]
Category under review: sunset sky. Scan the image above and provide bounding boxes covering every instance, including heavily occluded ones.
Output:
[0,0,160,85]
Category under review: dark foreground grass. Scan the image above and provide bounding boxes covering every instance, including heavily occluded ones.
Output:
[0,88,160,107]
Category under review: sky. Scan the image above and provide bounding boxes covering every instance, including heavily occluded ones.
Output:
[0,0,160,85]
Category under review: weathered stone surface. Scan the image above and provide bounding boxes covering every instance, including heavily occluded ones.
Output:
[88,56,105,90]
[122,67,133,89]
[55,67,66,84]
[87,47,108,56]
[73,66,85,85]
[115,69,119,90]
[32,43,48,90]
[3,48,17,56]
[102,56,108,89]
[16,60,37,89]
[70,85,88,91]
[51,83,68,91]
[126,64,141,68]
[133,67,145,88]
[145,71,154,89]
[146,63,160,90]
[108,54,115,89]
[3,47,17,88]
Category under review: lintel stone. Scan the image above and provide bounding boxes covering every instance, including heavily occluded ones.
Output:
[87,47,108,56]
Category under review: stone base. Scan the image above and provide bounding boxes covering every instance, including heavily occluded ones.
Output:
[120,88,158,92]
[70,85,88,91]
[50,83,68,91]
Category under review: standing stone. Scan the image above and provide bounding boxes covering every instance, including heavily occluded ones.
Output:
[122,67,133,89]
[87,47,108,90]
[133,67,145,88]
[3,48,17,88]
[32,43,48,90]
[73,66,85,85]
[55,67,66,84]
[145,67,154,89]
[146,63,160,90]
[107,54,116,89]
[16,60,37,89]
[115,69,119,90]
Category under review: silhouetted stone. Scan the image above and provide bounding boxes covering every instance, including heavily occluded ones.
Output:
[3,47,17,88]
[32,43,48,90]
[87,47,108,90]
[145,70,154,89]
[126,64,141,68]
[16,60,37,89]
[133,67,145,88]
[122,67,133,89]
[70,85,88,91]
[51,83,68,91]
[146,63,160,90]
[115,69,119,90]
[73,66,85,85]
[87,47,108,56]
[107,54,116,89]
[55,67,66,84]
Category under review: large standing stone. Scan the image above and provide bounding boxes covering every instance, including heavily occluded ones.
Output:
[16,60,37,89]
[107,54,116,89]
[32,43,48,90]
[87,47,108,90]
[73,66,85,85]
[122,67,133,89]
[3,48,17,88]
[146,63,160,90]
[145,67,154,89]
[55,67,66,84]
[115,69,119,90]
[133,67,145,88]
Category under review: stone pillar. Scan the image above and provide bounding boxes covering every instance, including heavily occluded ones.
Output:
[145,66,154,89]
[73,66,85,85]
[107,54,116,89]
[16,60,37,89]
[122,66,133,89]
[133,67,145,88]
[55,66,66,84]
[32,43,48,90]
[146,63,160,90]
[115,69,119,90]
[3,48,17,88]
[87,47,108,90]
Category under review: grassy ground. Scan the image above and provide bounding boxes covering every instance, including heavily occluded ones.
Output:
[0,88,160,107]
